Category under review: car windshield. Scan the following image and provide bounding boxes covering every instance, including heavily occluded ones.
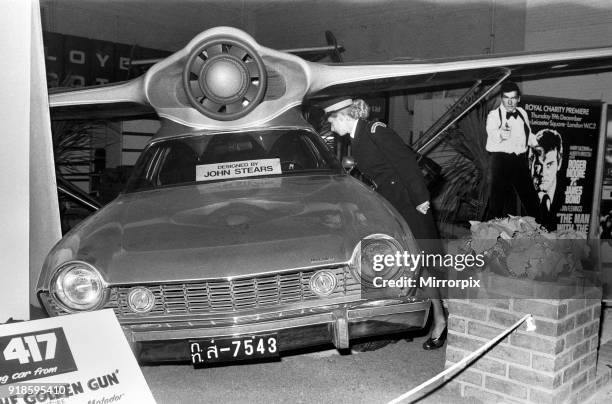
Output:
[125,128,341,192]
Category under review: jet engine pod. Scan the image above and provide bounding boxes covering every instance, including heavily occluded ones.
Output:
[182,36,268,121]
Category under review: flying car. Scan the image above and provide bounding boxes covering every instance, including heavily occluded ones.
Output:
[37,27,612,364]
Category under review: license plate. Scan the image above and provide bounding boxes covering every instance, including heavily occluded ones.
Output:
[189,334,279,366]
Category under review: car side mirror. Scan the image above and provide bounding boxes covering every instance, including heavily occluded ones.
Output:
[342,156,355,172]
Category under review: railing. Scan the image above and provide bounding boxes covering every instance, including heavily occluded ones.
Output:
[413,69,512,155]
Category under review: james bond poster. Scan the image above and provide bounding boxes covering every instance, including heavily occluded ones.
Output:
[522,95,602,233]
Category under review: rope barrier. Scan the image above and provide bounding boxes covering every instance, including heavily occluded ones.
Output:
[387,313,536,404]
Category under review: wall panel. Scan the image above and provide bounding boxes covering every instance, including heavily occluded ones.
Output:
[523,0,612,102]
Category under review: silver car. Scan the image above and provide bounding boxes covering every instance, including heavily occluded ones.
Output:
[37,125,429,364]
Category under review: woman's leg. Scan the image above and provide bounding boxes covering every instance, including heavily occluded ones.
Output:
[420,266,447,338]
[430,297,447,337]
[376,184,447,347]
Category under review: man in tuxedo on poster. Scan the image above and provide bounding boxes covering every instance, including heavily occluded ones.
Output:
[485,82,542,222]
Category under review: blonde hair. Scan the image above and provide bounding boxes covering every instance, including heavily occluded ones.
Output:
[340,99,370,120]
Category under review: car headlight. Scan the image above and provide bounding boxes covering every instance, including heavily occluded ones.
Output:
[350,234,403,285]
[51,261,107,311]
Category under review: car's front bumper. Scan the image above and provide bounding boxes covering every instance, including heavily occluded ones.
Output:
[123,298,430,363]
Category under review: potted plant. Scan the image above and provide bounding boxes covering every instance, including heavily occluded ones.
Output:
[448,216,597,299]
[438,100,494,226]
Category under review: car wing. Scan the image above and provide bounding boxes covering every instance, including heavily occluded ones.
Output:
[47,27,612,129]
[49,76,155,120]
[306,47,612,98]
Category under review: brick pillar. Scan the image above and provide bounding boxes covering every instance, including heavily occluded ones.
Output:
[445,282,610,403]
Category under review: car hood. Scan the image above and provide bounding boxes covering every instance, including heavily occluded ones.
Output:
[40,175,408,287]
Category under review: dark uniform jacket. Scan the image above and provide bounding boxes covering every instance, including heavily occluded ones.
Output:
[351,119,439,241]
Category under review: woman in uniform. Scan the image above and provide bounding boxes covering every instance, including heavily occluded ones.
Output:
[324,97,447,350]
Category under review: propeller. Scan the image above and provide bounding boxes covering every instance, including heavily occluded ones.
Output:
[325,30,343,63]
[182,36,268,121]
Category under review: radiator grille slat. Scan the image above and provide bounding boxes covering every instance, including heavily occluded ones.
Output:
[111,266,357,317]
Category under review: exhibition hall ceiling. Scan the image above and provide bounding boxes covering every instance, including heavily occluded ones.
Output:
[40,0,257,51]
[39,0,526,61]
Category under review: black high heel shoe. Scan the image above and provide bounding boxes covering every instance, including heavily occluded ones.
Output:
[422,326,447,350]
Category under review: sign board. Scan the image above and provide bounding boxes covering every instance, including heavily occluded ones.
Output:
[0,310,155,403]
[196,158,282,181]
[364,95,388,123]
[522,95,603,233]
[598,106,612,302]
[43,31,170,87]
[599,110,612,213]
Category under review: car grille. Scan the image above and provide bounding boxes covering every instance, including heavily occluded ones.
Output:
[110,266,359,318]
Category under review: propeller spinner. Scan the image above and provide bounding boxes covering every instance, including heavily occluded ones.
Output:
[182,36,268,121]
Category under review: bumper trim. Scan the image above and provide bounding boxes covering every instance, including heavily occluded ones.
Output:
[333,308,349,349]
[130,312,335,341]
[127,299,430,361]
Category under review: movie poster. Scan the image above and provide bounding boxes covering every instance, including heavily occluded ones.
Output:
[599,113,612,241]
[522,95,602,233]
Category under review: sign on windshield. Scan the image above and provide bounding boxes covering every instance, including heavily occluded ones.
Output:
[196,158,282,181]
